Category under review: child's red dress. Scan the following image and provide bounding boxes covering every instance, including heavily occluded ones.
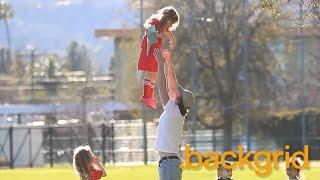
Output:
[137,19,163,72]
[88,165,103,180]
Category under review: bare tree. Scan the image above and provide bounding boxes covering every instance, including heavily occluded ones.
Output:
[0,1,13,57]
[152,0,284,150]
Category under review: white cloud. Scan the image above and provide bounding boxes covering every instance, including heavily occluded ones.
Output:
[55,0,86,7]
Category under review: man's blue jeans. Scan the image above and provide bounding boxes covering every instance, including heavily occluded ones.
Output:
[158,158,182,180]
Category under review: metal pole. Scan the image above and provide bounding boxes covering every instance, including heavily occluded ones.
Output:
[17,114,21,124]
[299,0,306,146]
[49,127,53,168]
[69,129,74,164]
[142,118,148,164]
[140,0,148,165]
[9,126,13,169]
[101,124,106,165]
[28,128,32,168]
[111,121,115,164]
[242,0,250,152]
[212,130,216,151]
[82,74,88,123]
[189,0,198,150]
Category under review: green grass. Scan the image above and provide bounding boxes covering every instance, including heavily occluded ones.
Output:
[0,164,319,180]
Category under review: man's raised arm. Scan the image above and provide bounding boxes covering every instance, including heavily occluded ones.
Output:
[155,49,169,106]
[162,50,179,100]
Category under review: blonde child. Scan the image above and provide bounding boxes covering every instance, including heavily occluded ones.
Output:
[73,145,106,180]
[138,6,179,110]
[217,161,233,180]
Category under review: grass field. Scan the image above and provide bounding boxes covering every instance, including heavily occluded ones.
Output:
[0,164,319,180]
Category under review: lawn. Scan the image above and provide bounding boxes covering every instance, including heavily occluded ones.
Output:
[0,164,319,180]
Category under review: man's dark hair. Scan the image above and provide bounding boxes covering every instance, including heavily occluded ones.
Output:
[178,96,187,116]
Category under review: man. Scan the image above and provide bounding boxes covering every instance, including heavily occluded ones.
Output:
[154,48,195,180]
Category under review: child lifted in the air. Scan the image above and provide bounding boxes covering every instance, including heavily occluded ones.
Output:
[137,6,179,110]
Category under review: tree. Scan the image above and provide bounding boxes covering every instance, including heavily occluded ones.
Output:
[0,1,13,61]
[263,0,320,107]
[34,53,63,96]
[10,50,26,78]
[66,41,91,72]
[310,0,320,106]
[152,0,284,151]
[0,48,5,73]
[0,48,10,74]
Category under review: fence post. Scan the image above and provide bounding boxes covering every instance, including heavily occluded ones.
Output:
[212,129,216,152]
[318,114,320,136]
[101,123,106,165]
[9,126,13,169]
[49,127,53,168]
[111,120,115,164]
[69,128,74,164]
[142,119,148,165]
[28,128,33,168]
[17,114,22,124]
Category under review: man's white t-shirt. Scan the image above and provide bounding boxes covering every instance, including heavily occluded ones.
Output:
[155,99,185,154]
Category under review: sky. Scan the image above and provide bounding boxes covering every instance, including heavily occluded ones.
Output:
[0,0,140,74]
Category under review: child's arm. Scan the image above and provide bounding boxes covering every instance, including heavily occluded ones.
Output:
[92,156,107,177]
[146,25,157,55]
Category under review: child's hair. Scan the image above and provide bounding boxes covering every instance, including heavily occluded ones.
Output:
[218,161,232,169]
[288,157,302,173]
[144,6,180,32]
[73,145,93,180]
[218,161,233,180]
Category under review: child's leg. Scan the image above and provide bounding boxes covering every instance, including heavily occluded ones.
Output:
[145,71,157,84]
[141,71,157,109]
[142,71,157,98]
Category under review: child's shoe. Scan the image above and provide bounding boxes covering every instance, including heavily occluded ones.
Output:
[140,96,157,110]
